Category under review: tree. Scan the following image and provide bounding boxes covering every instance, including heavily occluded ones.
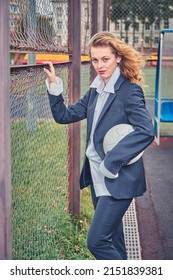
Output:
[110,0,173,49]
[110,0,132,39]
[137,0,150,42]
[146,0,173,48]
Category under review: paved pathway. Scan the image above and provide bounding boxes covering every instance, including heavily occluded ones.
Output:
[136,98,173,259]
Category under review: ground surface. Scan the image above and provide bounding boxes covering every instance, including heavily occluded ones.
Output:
[136,99,173,259]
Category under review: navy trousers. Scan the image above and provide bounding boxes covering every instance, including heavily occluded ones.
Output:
[87,186,132,260]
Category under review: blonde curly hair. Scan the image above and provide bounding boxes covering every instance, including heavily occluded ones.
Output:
[88,31,145,88]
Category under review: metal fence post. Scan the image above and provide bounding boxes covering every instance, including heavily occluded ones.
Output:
[103,0,109,31]
[68,0,81,216]
[27,0,37,133]
[90,0,99,82]
[0,0,12,259]
[91,0,98,37]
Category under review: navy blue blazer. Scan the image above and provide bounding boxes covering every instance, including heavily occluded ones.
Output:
[48,74,154,199]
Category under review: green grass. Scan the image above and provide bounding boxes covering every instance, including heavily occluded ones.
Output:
[143,67,156,98]
[11,120,94,260]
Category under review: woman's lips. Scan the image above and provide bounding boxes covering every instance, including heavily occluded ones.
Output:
[98,70,106,74]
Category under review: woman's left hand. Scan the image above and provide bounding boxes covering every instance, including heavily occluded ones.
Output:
[43,61,57,84]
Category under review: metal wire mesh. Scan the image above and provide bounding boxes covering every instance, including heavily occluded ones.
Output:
[10,64,70,259]
[80,63,91,161]
[80,0,107,54]
[81,0,92,55]
[10,0,69,52]
[160,31,173,99]
[109,0,173,51]
[9,0,98,260]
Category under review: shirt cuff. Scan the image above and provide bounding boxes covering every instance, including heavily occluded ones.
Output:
[99,161,119,179]
[46,77,63,96]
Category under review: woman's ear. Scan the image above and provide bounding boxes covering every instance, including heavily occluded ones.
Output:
[116,56,122,64]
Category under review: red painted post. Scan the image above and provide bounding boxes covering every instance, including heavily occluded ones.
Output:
[0,0,12,259]
[68,0,81,216]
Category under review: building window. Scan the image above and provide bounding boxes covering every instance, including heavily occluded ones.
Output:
[57,35,62,44]
[134,37,139,43]
[154,37,159,44]
[145,36,150,44]
[10,19,18,28]
[115,23,119,30]
[53,35,62,45]
[134,22,139,31]
[57,21,62,30]
[10,4,20,14]
[56,7,62,16]
[125,24,129,31]
[85,22,89,30]
[164,20,169,29]
[145,23,150,30]
[155,22,160,30]
[84,7,89,17]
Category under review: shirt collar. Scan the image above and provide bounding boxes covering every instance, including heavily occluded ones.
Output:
[90,67,121,94]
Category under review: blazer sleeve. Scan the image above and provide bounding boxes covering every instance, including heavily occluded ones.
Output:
[48,90,90,124]
[103,83,154,175]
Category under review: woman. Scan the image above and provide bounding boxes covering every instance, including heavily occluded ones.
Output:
[44,31,154,260]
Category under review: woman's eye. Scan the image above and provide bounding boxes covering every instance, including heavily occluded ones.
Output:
[103,58,109,62]
[91,58,109,63]
[91,58,97,63]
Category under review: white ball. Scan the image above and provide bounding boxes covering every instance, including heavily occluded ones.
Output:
[103,124,143,165]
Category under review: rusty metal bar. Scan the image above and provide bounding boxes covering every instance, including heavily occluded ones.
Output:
[107,0,111,31]
[91,0,98,36]
[10,61,71,70]
[68,0,81,216]
[90,0,99,82]
[0,0,12,259]
[103,0,109,31]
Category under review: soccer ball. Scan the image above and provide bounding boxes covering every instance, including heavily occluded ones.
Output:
[103,124,143,165]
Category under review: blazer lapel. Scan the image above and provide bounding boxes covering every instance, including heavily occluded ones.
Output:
[95,93,117,127]
[87,89,98,140]
[95,74,125,128]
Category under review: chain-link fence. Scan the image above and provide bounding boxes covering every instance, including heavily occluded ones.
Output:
[8,0,108,259]
[109,0,173,52]
[108,0,173,98]
[10,0,68,52]
[10,64,70,259]
[10,0,107,55]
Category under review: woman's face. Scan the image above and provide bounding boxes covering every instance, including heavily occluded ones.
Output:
[90,45,121,84]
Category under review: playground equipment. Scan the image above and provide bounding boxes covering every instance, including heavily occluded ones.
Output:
[154,29,173,145]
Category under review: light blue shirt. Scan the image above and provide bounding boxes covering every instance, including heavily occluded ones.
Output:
[46,67,120,197]
[86,67,120,196]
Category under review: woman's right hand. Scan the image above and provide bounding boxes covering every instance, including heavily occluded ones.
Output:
[43,61,58,84]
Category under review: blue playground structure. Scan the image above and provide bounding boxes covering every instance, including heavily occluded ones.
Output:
[154,29,173,144]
